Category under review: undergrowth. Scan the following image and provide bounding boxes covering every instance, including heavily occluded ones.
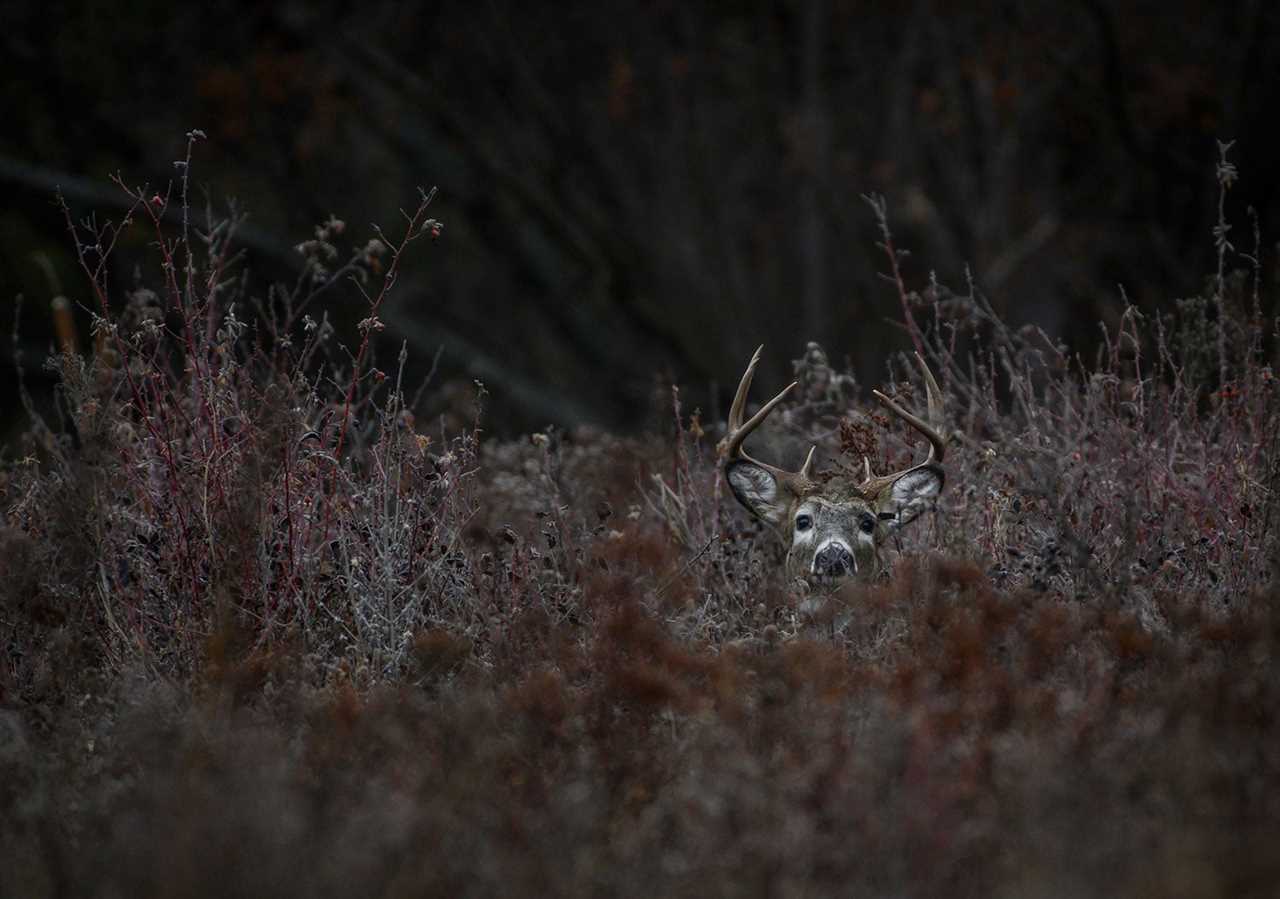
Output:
[2,138,1278,897]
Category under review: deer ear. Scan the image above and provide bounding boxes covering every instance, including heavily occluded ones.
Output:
[877,466,943,532]
[726,461,789,525]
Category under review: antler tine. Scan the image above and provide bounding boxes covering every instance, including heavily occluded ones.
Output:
[871,352,948,467]
[917,351,944,435]
[727,345,763,433]
[799,445,816,480]
[721,346,812,491]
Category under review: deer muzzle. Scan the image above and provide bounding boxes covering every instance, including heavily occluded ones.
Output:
[813,542,856,578]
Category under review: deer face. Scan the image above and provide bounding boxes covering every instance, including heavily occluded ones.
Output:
[721,347,947,586]
[726,465,942,583]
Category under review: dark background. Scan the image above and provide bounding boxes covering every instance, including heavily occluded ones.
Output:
[2,0,1276,442]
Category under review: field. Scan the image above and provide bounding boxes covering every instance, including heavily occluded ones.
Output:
[3,143,1279,897]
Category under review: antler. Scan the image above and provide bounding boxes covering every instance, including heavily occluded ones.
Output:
[866,352,948,486]
[720,345,816,494]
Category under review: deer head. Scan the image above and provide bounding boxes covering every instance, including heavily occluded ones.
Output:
[721,346,948,585]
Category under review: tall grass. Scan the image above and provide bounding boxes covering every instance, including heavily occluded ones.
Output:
[2,139,1278,897]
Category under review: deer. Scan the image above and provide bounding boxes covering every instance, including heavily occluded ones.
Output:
[721,346,948,585]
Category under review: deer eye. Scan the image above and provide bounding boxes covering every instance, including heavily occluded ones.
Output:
[795,514,813,532]
[859,514,876,534]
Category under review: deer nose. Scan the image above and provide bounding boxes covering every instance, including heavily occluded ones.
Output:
[813,543,855,577]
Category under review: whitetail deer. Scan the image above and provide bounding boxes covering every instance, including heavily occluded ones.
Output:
[722,346,948,584]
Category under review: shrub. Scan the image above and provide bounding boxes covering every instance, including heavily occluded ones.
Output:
[2,137,1278,897]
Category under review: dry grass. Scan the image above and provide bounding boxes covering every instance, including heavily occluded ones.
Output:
[2,141,1279,898]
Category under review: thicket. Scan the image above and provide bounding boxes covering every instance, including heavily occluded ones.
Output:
[2,138,1278,897]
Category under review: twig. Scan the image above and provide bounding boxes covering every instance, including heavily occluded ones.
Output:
[656,532,719,597]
